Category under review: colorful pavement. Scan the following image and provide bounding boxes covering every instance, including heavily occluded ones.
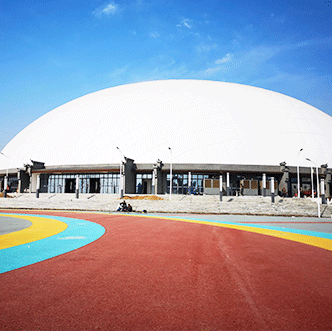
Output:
[1,210,332,330]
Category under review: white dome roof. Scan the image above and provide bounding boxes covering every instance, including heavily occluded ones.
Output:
[1,79,332,170]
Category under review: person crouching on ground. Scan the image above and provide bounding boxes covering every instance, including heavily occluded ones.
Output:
[116,202,121,211]
[120,200,127,211]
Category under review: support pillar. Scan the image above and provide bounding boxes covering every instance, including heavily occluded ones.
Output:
[271,177,275,203]
[36,175,40,198]
[325,170,331,199]
[316,166,320,218]
[152,168,156,195]
[226,172,230,196]
[76,175,80,199]
[311,167,314,198]
[262,173,266,197]
[279,162,290,197]
[188,172,192,195]
[219,174,223,201]
[321,178,327,204]
[120,173,124,199]
[124,158,136,195]
[156,167,165,194]
[4,175,8,198]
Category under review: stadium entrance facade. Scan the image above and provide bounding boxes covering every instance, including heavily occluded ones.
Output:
[1,158,331,199]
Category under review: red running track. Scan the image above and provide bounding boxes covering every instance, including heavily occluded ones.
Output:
[1,211,332,330]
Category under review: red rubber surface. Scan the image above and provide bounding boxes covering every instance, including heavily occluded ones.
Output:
[1,211,332,330]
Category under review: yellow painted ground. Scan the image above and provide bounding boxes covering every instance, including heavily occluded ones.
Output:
[0,214,67,249]
[131,214,332,252]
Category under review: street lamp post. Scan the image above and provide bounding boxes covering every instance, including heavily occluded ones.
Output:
[306,158,320,218]
[116,147,124,199]
[0,152,9,198]
[297,148,303,198]
[168,147,172,201]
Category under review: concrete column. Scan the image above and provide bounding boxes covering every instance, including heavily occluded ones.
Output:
[17,169,31,193]
[325,170,331,199]
[262,173,266,197]
[311,167,314,198]
[120,173,124,199]
[17,170,21,194]
[279,163,290,197]
[154,169,158,194]
[30,173,38,193]
[124,158,136,194]
[36,175,40,198]
[188,172,192,194]
[226,172,230,196]
[316,166,321,218]
[152,169,156,194]
[160,172,167,194]
[321,178,326,204]
[4,175,8,198]
[219,174,223,201]
[271,177,275,203]
[156,168,164,194]
[76,175,80,199]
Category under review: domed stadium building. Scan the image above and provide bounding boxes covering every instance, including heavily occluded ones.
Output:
[1,80,331,198]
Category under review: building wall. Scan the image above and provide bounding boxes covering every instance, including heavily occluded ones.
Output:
[22,161,331,198]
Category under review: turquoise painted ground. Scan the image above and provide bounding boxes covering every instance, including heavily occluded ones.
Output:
[0,214,105,274]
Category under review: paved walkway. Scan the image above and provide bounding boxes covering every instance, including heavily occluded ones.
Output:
[1,211,332,330]
[1,193,332,217]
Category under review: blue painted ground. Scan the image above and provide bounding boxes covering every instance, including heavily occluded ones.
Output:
[0,214,105,274]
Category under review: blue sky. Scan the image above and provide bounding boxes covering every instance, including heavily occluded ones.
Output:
[1,0,331,151]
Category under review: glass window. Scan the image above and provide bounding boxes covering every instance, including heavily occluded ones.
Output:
[44,173,120,194]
